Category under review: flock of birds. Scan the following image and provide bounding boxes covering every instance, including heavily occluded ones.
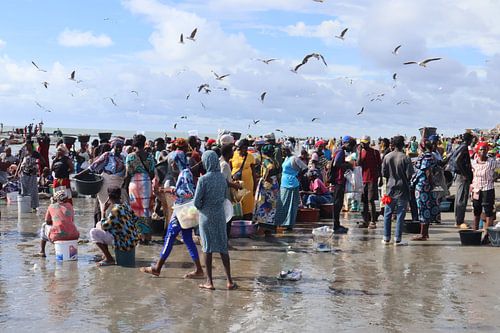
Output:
[30,2,444,134]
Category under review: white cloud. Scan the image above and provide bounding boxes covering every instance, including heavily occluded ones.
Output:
[0,39,5,48]
[58,29,113,48]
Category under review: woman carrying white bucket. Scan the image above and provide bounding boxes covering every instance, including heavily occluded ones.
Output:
[34,190,79,257]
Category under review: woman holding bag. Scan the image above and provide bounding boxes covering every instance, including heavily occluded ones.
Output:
[230,139,257,220]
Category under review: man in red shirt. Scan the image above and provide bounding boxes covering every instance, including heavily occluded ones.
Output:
[357,135,381,229]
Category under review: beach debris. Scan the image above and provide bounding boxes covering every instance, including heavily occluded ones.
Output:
[335,28,348,40]
[186,28,198,41]
[31,61,47,72]
[292,53,327,72]
[278,269,302,281]
[404,58,442,67]
[392,44,402,55]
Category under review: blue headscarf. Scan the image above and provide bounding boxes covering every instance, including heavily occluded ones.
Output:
[202,150,220,173]
[173,150,188,170]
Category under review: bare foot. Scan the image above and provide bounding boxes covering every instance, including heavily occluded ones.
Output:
[199,282,215,290]
[139,266,160,277]
[97,259,115,267]
[33,253,46,258]
[184,270,204,279]
[227,282,238,290]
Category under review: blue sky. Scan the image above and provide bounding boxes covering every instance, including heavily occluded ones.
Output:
[0,0,499,138]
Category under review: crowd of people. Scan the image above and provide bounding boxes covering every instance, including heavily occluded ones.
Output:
[0,127,499,288]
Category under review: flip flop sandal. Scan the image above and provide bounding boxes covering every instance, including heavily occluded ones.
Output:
[97,260,115,267]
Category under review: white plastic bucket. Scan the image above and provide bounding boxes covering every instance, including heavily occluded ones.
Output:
[6,192,18,204]
[54,240,78,261]
[17,195,31,214]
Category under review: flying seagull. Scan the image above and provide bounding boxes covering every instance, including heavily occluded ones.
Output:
[253,119,260,125]
[69,70,76,81]
[357,107,364,115]
[396,100,410,105]
[335,28,348,40]
[179,33,184,44]
[197,83,210,92]
[42,82,49,89]
[392,45,402,55]
[311,117,319,122]
[312,0,324,2]
[186,94,190,100]
[32,61,47,72]
[260,92,267,103]
[292,53,327,72]
[35,101,44,109]
[212,71,230,81]
[404,58,442,67]
[392,73,397,81]
[186,28,197,41]
[201,102,207,110]
[131,90,139,96]
[173,123,177,129]
[276,129,283,133]
[257,58,277,64]
[108,97,117,106]
[180,115,188,119]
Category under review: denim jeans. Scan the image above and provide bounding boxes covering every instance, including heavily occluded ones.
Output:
[383,198,408,242]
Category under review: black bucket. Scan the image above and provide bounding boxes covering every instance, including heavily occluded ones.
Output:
[78,134,90,143]
[73,173,104,195]
[98,132,112,142]
[459,230,482,246]
[62,136,77,146]
[403,221,421,234]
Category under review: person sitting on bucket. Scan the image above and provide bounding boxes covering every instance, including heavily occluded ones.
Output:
[35,190,79,257]
[89,187,140,266]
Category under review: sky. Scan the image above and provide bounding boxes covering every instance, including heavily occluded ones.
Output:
[0,0,499,138]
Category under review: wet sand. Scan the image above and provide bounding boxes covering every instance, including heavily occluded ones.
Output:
[1,185,499,332]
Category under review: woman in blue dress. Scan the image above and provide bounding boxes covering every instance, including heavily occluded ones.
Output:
[412,140,440,241]
[195,151,236,290]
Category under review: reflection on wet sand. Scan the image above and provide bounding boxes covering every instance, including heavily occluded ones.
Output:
[1,191,500,332]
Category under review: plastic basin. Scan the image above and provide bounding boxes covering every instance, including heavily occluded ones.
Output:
[98,132,112,142]
[78,134,90,143]
[62,136,77,145]
[173,200,199,229]
[459,230,482,246]
[73,173,104,195]
[115,248,135,267]
[487,228,500,247]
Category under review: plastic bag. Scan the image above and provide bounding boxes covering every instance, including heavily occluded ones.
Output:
[344,166,363,193]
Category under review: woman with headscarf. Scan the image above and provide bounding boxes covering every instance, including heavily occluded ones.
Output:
[16,141,41,211]
[277,141,307,231]
[230,139,257,219]
[52,144,74,205]
[140,139,204,278]
[125,134,156,244]
[302,169,332,208]
[195,151,236,290]
[78,139,127,217]
[411,140,440,241]
[36,190,79,257]
[253,144,280,232]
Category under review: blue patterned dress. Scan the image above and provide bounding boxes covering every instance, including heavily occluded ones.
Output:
[414,152,440,224]
[194,151,229,254]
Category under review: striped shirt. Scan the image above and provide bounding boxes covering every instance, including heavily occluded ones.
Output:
[471,158,500,191]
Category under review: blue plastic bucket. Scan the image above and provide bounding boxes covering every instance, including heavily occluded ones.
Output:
[115,248,136,267]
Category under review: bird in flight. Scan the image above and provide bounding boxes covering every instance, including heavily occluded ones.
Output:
[173,123,177,129]
[69,70,76,81]
[198,83,210,93]
[186,94,190,100]
[392,73,398,82]
[180,115,188,119]
[392,45,402,55]
[276,129,283,133]
[335,28,348,40]
[312,0,324,2]
[212,71,230,81]
[260,92,267,103]
[404,58,442,67]
[131,90,139,96]
[292,53,327,72]
[201,102,207,110]
[253,119,260,125]
[357,107,364,115]
[396,100,409,105]
[42,82,49,89]
[257,58,277,64]
[370,98,382,102]
[107,97,117,106]
[32,61,47,72]
[311,117,319,122]
[186,28,197,41]
[179,33,184,44]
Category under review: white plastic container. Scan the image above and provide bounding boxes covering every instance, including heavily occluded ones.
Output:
[312,226,334,252]
[54,240,78,261]
[173,200,199,229]
[17,195,31,214]
[6,192,18,204]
